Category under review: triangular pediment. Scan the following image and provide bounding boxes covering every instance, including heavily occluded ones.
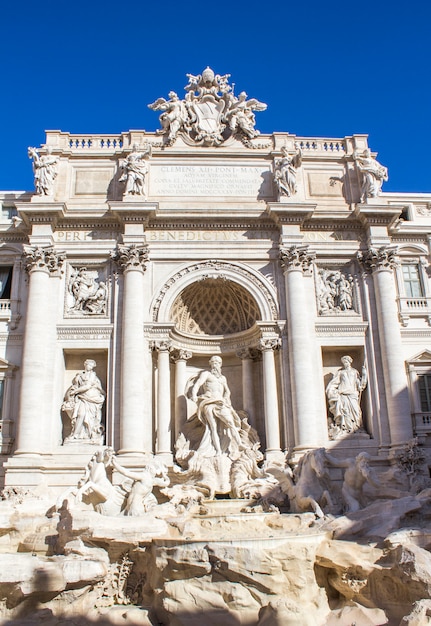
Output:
[0,357,17,372]
[407,349,431,364]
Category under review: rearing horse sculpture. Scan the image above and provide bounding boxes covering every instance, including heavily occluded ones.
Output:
[269,448,333,518]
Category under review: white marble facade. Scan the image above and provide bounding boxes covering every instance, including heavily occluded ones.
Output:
[1,68,431,489]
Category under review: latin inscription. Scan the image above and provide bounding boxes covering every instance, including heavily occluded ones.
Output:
[55,230,118,242]
[150,164,271,197]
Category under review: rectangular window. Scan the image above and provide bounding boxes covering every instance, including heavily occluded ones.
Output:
[418,375,431,412]
[402,264,423,298]
[0,267,12,300]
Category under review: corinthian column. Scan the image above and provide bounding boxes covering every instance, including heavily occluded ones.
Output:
[280,245,327,451]
[258,338,282,457]
[358,246,412,445]
[170,348,192,440]
[114,244,150,454]
[153,340,172,461]
[16,246,65,455]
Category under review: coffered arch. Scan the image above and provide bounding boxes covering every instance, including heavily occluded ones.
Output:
[152,260,279,328]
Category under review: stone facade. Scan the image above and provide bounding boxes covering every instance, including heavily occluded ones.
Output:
[1,68,431,491]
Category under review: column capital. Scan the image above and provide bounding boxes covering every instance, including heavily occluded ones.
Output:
[23,245,65,275]
[279,245,315,274]
[357,246,399,273]
[236,347,261,361]
[112,243,150,272]
[258,337,281,352]
[170,348,192,363]
[151,339,172,353]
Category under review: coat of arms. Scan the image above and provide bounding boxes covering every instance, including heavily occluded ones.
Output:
[148,67,267,147]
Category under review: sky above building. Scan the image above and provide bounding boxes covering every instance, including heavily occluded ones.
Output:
[1,0,430,193]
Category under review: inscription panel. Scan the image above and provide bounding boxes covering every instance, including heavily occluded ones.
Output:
[149,164,272,197]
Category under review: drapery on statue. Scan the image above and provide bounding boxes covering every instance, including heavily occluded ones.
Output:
[326,356,367,434]
[188,355,243,457]
[273,147,302,198]
[62,359,105,443]
[28,146,59,196]
[118,143,151,197]
[353,148,388,201]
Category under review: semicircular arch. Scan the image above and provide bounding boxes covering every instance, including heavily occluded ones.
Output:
[152,259,279,325]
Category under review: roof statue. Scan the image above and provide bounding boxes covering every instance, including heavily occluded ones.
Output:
[148,66,267,146]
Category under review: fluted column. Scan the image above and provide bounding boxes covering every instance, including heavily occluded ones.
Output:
[280,245,327,450]
[16,246,65,455]
[237,348,259,425]
[170,348,192,440]
[358,247,413,445]
[153,340,172,460]
[114,244,150,454]
[258,338,282,455]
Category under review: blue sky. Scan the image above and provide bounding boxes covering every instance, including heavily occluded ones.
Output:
[1,0,430,193]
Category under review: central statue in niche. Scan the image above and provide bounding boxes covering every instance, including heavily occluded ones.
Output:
[175,356,278,500]
[190,355,243,456]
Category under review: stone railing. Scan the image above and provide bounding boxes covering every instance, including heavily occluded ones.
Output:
[296,138,347,154]
[413,412,431,433]
[45,130,147,153]
[397,296,431,326]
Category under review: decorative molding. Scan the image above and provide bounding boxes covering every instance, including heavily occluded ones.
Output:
[57,326,113,341]
[315,322,368,336]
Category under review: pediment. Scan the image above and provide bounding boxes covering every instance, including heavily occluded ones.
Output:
[407,349,431,365]
[0,357,17,372]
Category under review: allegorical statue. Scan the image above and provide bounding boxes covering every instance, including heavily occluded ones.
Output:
[273,147,302,198]
[62,359,105,444]
[118,143,151,197]
[148,91,189,145]
[326,356,367,435]
[189,355,243,456]
[353,148,388,201]
[28,146,59,195]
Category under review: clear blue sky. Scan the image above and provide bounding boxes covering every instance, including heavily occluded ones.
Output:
[1,0,430,193]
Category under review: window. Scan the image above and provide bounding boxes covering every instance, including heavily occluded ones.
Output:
[402,264,423,298]
[418,375,431,412]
